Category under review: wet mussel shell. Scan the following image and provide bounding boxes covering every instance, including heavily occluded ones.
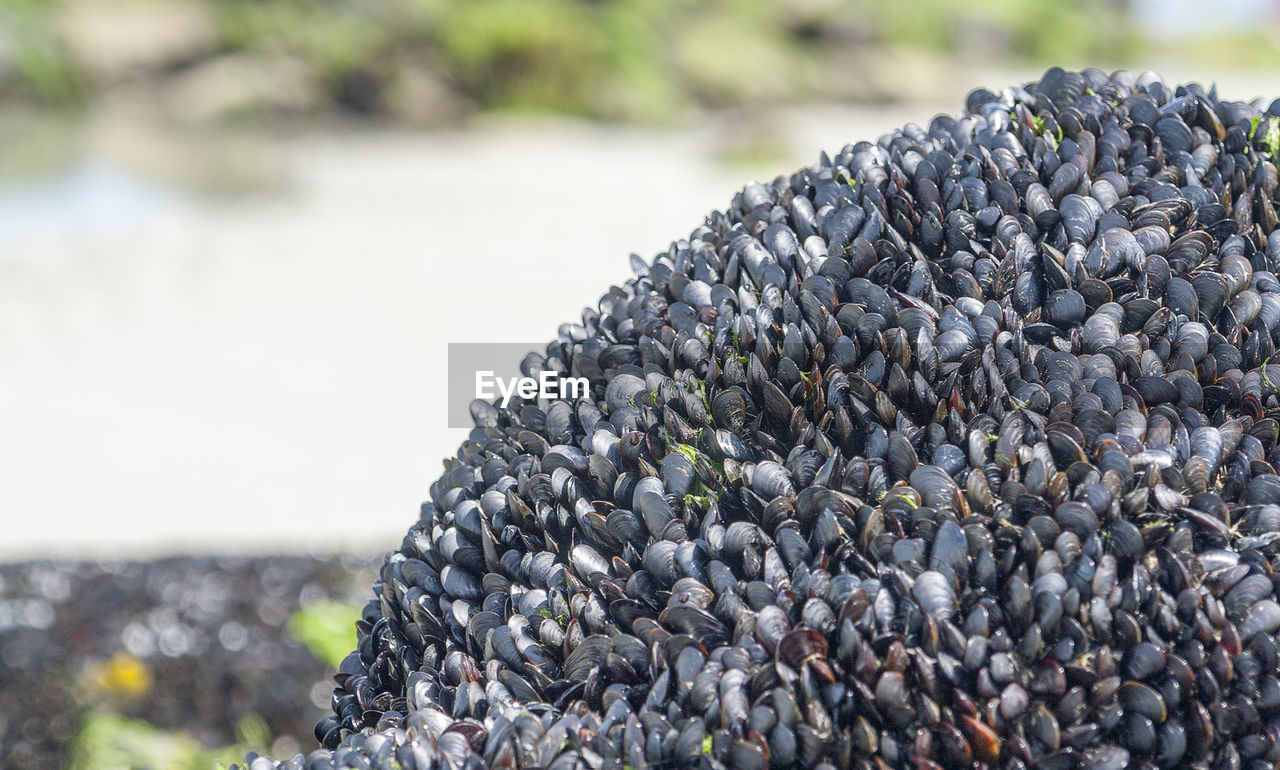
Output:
[241,68,1280,770]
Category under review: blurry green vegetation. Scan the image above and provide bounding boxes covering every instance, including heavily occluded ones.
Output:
[864,0,1137,64]
[287,599,362,669]
[0,0,1170,123]
[0,0,83,103]
[11,0,1280,123]
[1145,30,1280,69]
[58,601,358,769]
[67,711,271,770]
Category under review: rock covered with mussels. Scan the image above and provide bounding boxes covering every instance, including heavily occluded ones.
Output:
[243,68,1280,769]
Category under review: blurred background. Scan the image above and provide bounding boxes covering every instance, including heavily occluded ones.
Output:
[2,0,1279,766]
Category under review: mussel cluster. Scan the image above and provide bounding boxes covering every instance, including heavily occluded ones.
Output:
[243,69,1280,770]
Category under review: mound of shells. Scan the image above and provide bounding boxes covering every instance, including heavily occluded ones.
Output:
[241,68,1280,770]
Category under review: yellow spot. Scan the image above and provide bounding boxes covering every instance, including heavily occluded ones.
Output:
[85,651,153,699]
